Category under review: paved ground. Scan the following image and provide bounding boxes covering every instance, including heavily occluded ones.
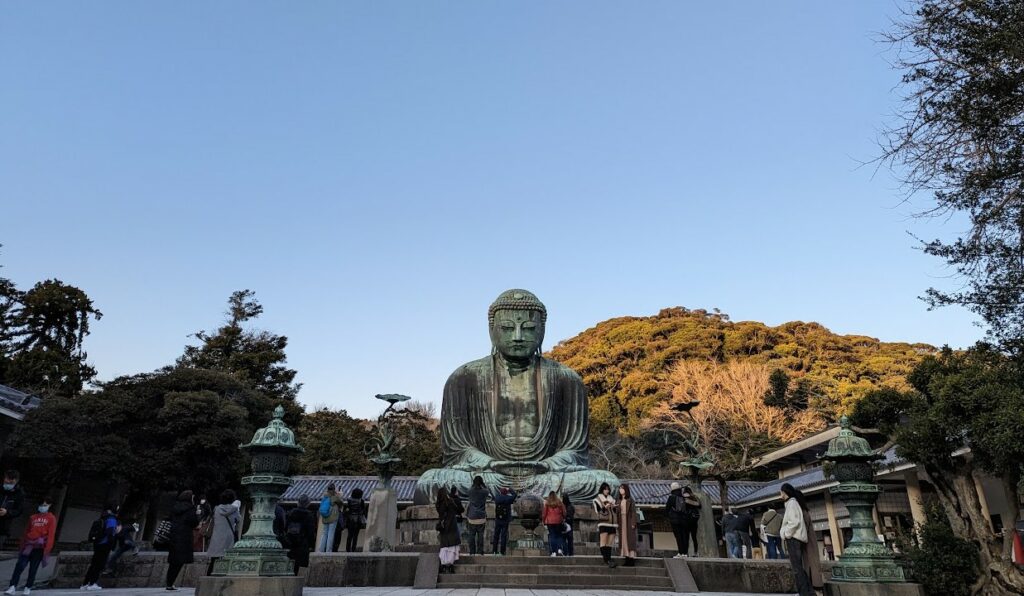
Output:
[21,589,793,595]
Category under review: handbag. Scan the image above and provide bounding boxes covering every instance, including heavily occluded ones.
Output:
[152,520,172,550]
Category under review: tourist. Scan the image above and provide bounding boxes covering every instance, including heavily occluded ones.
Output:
[616,484,639,567]
[780,483,814,596]
[343,488,366,552]
[680,487,701,556]
[317,482,343,553]
[450,486,464,542]
[466,476,488,555]
[206,489,242,574]
[721,508,741,558]
[5,495,56,595]
[735,508,756,559]
[491,487,516,556]
[103,516,139,576]
[561,493,575,556]
[542,491,566,556]
[593,482,617,568]
[666,482,687,557]
[193,494,212,552]
[0,471,25,545]
[436,487,463,573]
[284,495,315,576]
[273,503,286,543]
[80,503,118,591]
[761,507,785,559]
[165,491,199,591]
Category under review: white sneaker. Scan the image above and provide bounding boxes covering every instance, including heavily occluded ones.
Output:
[4,586,16,595]
[87,585,103,591]
[549,553,557,557]
[23,588,30,595]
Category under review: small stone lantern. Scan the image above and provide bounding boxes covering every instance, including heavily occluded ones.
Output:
[210,405,303,577]
[821,417,918,594]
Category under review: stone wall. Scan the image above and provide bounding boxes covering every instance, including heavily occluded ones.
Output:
[305,553,419,587]
[52,552,213,589]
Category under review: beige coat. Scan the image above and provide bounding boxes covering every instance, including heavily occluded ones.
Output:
[617,498,639,556]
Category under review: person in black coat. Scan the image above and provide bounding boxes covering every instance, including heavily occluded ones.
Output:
[436,487,464,573]
[342,489,366,553]
[166,490,199,590]
[0,470,25,541]
[285,495,315,576]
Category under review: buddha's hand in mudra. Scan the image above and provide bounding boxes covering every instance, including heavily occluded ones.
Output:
[487,460,549,474]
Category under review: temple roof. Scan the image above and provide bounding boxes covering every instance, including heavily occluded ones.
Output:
[0,383,41,420]
[282,475,767,507]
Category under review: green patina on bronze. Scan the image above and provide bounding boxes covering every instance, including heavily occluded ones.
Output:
[211,405,304,577]
[822,417,911,584]
[413,289,619,504]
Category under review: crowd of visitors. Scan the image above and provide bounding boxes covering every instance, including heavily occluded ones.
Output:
[314,484,366,553]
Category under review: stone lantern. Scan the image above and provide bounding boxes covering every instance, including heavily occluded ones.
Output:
[821,417,922,596]
[199,405,304,596]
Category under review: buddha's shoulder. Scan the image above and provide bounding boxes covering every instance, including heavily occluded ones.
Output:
[447,356,495,380]
[538,357,584,383]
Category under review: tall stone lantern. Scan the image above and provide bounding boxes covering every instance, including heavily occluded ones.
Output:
[821,417,922,596]
[199,405,305,596]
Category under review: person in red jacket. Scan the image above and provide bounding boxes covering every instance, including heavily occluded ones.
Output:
[5,495,57,595]
[542,491,566,556]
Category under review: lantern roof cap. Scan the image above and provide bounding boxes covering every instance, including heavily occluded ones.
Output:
[241,405,303,452]
[822,416,878,461]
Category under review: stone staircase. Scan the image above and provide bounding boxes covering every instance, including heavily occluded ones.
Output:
[436,555,680,591]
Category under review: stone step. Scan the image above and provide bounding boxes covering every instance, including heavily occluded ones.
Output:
[456,554,664,568]
[437,573,676,589]
[437,582,677,591]
[455,563,667,577]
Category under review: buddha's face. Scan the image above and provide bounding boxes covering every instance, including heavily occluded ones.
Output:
[490,309,545,360]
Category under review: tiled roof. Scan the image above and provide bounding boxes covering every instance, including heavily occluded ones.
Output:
[735,447,904,506]
[282,475,767,507]
[0,384,41,418]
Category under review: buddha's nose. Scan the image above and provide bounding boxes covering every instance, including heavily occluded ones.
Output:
[513,327,524,341]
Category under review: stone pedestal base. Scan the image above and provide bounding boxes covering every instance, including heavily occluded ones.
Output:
[196,575,304,596]
[399,503,600,547]
[366,487,398,551]
[825,581,926,596]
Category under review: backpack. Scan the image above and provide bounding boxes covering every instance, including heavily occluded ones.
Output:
[319,496,333,519]
[672,495,686,514]
[495,502,511,521]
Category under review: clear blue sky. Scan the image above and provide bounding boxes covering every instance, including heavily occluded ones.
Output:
[0,1,980,418]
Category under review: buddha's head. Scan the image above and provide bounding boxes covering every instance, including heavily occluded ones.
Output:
[488,289,547,361]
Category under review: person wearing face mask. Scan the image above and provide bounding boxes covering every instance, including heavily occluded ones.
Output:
[0,471,25,544]
[5,496,56,595]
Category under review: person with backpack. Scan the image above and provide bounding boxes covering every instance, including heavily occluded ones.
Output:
[80,503,118,591]
[316,483,343,553]
[761,507,785,559]
[342,488,366,553]
[666,482,689,558]
[284,495,315,576]
[0,471,25,546]
[5,495,56,595]
[561,494,575,557]
[206,490,242,574]
[491,487,516,556]
[679,486,701,556]
[166,491,199,591]
[103,515,139,577]
[465,476,488,556]
[542,491,566,556]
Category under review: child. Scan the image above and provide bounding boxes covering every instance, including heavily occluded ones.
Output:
[5,496,57,595]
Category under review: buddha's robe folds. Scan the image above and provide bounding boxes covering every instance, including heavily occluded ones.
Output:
[413,355,619,504]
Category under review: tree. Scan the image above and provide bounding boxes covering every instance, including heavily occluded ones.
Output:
[8,367,261,507]
[294,408,374,476]
[647,360,825,507]
[851,345,1024,594]
[881,0,1024,353]
[387,407,441,476]
[178,290,301,403]
[0,280,102,396]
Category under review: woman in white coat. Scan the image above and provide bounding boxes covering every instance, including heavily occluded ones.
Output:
[779,483,815,596]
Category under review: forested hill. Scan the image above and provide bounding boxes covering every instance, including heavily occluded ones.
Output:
[547,307,934,435]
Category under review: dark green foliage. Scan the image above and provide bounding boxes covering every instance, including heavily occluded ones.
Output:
[763,368,789,409]
[9,367,260,495]
[178,290,301,404]
[388,409,441,476]
[0,278,102,396]
[902,502,979,596]
[295,408,374,476]
[882,0,1024,353]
